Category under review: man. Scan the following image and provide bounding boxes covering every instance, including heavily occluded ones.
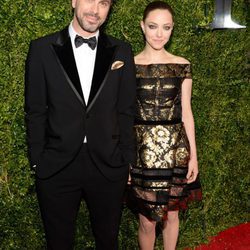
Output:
[25,0,136,249]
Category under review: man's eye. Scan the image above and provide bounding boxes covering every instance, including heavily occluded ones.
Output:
[100,1,110,7]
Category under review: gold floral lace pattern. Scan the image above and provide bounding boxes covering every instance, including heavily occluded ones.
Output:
[134,123,190,170]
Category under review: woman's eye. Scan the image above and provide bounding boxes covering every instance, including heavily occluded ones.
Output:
[164,26,171,30]
[148,25,157,29]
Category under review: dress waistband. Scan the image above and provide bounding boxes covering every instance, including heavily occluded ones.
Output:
[134,119,182,125]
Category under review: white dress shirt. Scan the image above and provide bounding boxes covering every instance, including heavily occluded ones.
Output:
[69,23,99,142]
[69,22,98,104]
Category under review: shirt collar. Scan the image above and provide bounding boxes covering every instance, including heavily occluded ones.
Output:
[69,21,99,49]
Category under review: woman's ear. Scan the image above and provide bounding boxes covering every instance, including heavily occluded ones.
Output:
[140,21,145,34]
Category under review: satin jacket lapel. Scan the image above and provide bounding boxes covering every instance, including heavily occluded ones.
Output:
[51,27,86,107]
[87,33,117,112]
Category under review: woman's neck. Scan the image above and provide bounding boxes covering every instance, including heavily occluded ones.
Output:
[140,46,171,63]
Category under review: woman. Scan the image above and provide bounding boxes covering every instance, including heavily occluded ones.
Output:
[129,1,202,249]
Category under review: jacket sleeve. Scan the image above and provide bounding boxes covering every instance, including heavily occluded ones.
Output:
[24,40,47,167]
[117,43,136,165]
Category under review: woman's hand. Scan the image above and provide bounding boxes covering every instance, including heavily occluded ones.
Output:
[186,158,198,183]
[127,164,132,185]
[127,173,131,185]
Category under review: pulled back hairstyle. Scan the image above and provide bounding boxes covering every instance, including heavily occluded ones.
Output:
[143,1,174,22]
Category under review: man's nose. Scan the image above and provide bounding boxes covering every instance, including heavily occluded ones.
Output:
[90,3,99,14]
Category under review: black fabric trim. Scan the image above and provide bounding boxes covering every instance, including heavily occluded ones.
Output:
[132,182,186,189]
[131,173,172,180]
[132,166,187,171]
[137,196,188,206]
[134,119,182,125]
[132,185,169,190]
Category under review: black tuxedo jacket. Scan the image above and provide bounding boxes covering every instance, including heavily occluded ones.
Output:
[25,27,136,180]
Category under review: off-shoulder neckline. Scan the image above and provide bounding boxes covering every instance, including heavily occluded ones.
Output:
[135,63,191,66]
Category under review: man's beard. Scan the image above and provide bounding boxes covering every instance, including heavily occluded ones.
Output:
[76,13,102,34]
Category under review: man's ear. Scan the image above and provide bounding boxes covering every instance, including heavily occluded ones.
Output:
[72,0,76,9]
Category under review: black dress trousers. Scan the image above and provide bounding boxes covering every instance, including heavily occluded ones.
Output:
[35,144,127,250]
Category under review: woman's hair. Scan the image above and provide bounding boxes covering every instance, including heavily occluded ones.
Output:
[143,1,174,22]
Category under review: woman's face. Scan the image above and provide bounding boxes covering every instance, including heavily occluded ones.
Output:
[141,9,174,50]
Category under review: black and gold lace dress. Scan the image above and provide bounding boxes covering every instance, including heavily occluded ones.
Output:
[130,63,202,222]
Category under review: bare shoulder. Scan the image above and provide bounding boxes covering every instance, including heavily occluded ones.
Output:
[134,53,146,65]
[171,55,190,64]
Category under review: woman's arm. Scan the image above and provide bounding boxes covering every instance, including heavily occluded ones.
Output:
[181,78,199,183]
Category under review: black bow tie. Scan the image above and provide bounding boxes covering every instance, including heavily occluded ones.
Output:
[74,35,97,50]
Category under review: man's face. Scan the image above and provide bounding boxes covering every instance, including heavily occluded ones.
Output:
[72,0,112,36]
